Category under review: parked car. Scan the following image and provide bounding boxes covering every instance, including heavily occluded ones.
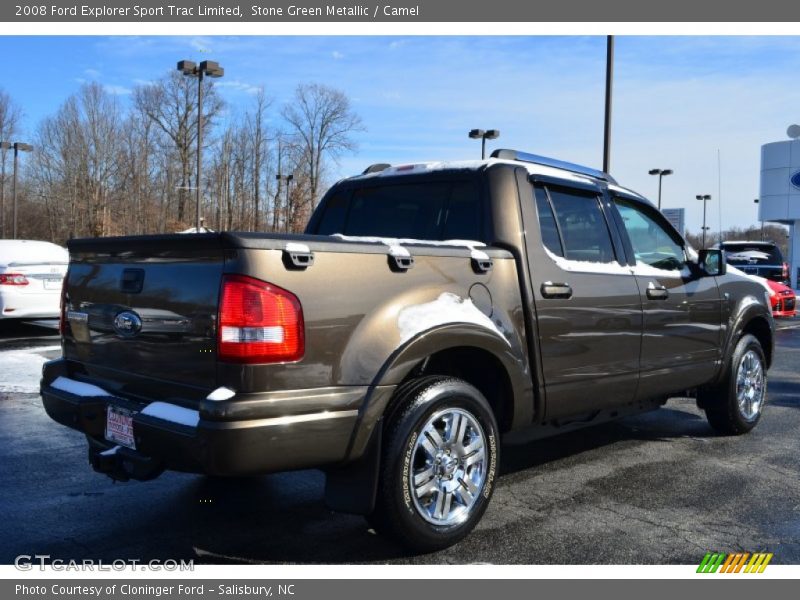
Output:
[41,149,774,551]
[766,279,796,318]
[716,240,789,284]
[0,239,68,320]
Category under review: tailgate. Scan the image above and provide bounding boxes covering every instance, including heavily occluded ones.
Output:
[64,236,225,392]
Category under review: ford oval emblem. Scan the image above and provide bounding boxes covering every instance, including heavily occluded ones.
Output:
[791,170,800,190]
[113,310,143,338]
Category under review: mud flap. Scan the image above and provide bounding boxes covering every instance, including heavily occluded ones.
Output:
[324,420,382,515]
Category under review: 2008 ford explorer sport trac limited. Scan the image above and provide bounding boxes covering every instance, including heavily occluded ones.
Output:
[41,149,774,551]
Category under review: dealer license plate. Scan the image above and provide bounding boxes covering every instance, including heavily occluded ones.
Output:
[105,405,136,449]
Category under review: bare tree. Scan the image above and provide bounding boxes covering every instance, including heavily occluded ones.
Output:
[282,83,364,209]
[133,71,224,224]
[246,89,272,231]
[32,83,124,238]
[0,89,23,237]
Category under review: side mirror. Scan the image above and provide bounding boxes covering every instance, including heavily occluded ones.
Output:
[698,248,726,277]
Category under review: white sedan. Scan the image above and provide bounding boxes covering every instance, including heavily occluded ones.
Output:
[0,240,68,320]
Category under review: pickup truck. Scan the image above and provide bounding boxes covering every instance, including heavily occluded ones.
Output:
[41,149,774,552]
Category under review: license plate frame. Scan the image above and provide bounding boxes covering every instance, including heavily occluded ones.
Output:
[105,405,137,449]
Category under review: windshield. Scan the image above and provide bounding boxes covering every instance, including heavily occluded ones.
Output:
[723,243,783,265]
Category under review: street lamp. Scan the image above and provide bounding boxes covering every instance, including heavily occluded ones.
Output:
[754,198,764,241]
[696,194,712,248]
[177,59,224,233]
[648,168,673,210]
[276,173,294,232]
[468,129,500,160]
[0,142,33,240]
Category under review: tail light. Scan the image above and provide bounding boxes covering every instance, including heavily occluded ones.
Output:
[0,273,29,285]
[782,262,789,281]
[218,274,304,364]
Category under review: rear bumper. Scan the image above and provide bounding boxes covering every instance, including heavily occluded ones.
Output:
[0,288,61,319]
[40,359,372,478]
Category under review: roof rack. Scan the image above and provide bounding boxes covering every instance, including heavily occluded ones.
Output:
[490,149,616,184]
[362,163,391,175]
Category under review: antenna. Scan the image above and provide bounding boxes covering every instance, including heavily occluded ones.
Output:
[787,124,800,139]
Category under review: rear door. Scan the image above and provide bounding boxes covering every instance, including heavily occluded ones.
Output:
[610,196,722,398]
[523,180,643,420]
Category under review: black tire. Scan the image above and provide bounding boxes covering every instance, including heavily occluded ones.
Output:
[368,376,499,552]
[699,334,767,435]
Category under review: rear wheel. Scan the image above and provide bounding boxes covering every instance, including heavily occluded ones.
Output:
[369,376,499,552]
[700,334,767,435]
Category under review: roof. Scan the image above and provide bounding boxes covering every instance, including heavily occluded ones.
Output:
[347,151,647,201]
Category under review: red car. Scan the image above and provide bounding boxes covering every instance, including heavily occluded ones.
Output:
[766,279,796,318]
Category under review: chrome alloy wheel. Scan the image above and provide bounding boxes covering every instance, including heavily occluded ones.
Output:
[736,349,765,421]
[410,408,487,526]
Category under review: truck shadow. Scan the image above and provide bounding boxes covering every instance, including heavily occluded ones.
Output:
[173,403,715,564]
[500,404,712,476]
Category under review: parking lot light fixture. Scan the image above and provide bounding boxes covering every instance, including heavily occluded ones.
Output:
[469,129,500,159]
[648,168,673,210]
[696,194,712,248]
[754,198,764,241]
[177,59,225,233]
[276,173,294,232]
[10,142,33,240]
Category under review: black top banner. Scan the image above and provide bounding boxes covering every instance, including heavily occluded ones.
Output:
[3,0,799,22]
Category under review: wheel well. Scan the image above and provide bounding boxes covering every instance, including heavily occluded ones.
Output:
[403,346,514,432]
[742,317,773,367]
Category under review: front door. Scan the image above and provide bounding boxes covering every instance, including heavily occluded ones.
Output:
[611,197,723,399]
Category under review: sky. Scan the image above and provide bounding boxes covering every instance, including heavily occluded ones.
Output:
[2,35,800,234]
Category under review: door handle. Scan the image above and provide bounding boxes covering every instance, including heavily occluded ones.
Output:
[646,282,669,300]
[541,281,573,299]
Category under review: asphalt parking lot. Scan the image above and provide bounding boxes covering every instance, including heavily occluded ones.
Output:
[1,317,799,565]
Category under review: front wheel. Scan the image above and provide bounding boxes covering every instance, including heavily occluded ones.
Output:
[700,334,767,435]
[369,376,499,552]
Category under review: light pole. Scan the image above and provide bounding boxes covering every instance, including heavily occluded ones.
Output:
[754,198,764,241]
[696,194,712,248]
[468,129,500,159]
[276,173,294,232]
[0,141,9,237]
[603,35,614,173]
[7,142,33,240]
[648,168,673,210]
[177,59,224,233]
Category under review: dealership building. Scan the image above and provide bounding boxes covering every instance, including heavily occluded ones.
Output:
[760,127,800,289]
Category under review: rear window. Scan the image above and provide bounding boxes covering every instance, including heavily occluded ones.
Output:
[722,244,783,265]
[314,180,483,241]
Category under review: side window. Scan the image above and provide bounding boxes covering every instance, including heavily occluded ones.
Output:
[533,185,564,257]
[547,186,617,263]
[614,198,685,271]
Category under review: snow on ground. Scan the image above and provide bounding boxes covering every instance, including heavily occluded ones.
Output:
[0,345,61,394]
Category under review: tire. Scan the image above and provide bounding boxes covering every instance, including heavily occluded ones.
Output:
[700,334,767,435]
[369,376,500,552]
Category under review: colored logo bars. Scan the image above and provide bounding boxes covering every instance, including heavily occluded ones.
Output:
[697,552,773,573]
